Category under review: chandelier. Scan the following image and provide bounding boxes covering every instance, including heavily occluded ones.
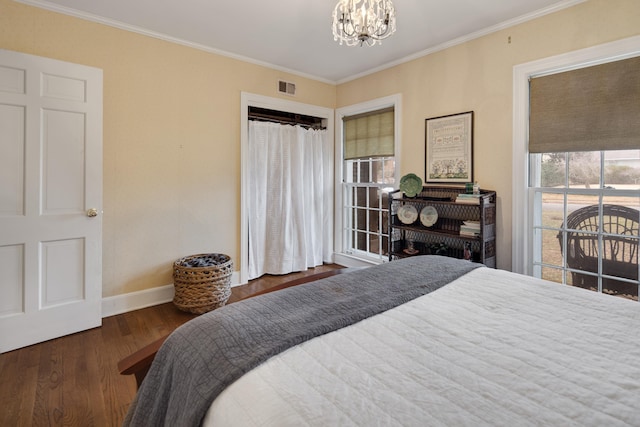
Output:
[332,0,397,47]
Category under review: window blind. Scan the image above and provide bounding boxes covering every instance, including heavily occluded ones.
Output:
[344,107,394,159]
[529,55,640,153]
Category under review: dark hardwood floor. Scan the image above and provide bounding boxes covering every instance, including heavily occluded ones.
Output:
[0,264,343,427]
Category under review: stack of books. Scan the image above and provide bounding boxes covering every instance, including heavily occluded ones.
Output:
[455,193,481,204]
[460,221,481,237]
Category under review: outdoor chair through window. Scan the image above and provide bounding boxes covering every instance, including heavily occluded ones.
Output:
[557,204,639,299]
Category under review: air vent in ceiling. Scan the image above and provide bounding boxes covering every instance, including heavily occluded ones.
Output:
[278,80,296,96]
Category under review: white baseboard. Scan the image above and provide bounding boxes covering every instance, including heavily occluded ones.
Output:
[333,253,382,268]
[101,271,241,318]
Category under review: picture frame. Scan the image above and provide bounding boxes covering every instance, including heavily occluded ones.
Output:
[425,111,474,183]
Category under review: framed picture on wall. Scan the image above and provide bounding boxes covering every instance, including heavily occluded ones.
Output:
[425,111,474,183]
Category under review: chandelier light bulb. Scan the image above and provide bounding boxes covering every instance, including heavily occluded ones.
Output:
[332,0,396,47]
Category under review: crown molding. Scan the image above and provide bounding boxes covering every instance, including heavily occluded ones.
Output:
[336,0,587,84]
[15,0,587,86]
[13,0,337,85]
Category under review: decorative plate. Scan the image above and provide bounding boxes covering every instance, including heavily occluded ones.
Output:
[399,173,423,197]
[420,206,438,227]
[397,204,418,224]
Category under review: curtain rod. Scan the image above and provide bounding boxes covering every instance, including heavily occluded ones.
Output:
[248,108,326,130]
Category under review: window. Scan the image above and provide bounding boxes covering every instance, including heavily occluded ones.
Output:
[335,96,401,265]
[343,157,395,261]
[530,150,640,301]
[521,51,640,301]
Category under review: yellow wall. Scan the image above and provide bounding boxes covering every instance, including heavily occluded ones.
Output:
[0,0,335,297]
[1,0,638,296]
[338,0,640,269]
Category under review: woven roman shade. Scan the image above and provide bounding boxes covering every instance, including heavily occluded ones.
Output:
[529,55,640,153]
[344,108,394,159]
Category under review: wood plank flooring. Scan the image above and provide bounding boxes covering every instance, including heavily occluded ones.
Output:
[0,264,342,427]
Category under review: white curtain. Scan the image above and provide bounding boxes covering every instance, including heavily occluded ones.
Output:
[248,121,333,280]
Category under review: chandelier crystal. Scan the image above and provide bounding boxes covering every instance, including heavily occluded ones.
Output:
[332,0,396,47]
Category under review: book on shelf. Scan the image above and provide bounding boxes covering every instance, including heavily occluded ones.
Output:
[460,221,480,237]
[460,227,480,236]
[460,231,480,237]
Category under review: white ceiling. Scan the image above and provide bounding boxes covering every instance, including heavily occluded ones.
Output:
[18,0,585,83]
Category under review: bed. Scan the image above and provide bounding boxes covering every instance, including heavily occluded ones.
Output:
[122,256,640,426]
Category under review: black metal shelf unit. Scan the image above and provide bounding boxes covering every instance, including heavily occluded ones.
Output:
[388,186,496,267]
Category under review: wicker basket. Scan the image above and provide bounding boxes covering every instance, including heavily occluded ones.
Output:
[172,253,233,314]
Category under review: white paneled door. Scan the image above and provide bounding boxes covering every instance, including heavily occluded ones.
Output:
[0,50,103,353]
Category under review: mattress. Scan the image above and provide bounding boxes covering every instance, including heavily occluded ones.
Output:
[204,267,640,426]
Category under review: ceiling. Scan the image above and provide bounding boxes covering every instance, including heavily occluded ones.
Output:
[19,0,584,83]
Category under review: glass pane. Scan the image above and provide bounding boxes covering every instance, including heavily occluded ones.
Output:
[568,151,600,188]
[370,159,382,184]
[602,235,638,277]
[355,187,367,208]
[540,192,564,228]
[602,195,640,212]
[368,187,379,209]
[384,158,396,185]
[358,161,371,183]
[369,209,380,233]
[355,231,367,252]
[565,231,598,274]
[602,278,638,301]
[354,208,367,232]
[567,271,598,292]
[566,194,599,228]
[353,160,361,183]
[381,190,391,210]
[540,153,566,187]
[369,232,381,255]
[601,206,638,236]
[541,229,563,267]
[604,149,640,190]
[541,266,562,284]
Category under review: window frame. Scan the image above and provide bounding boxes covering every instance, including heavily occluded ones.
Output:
[334,94,402,267]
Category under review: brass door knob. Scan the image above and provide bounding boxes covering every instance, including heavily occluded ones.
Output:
[87,208,98,217]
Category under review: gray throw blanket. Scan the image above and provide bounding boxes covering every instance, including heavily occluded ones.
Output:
[123,256,481,426]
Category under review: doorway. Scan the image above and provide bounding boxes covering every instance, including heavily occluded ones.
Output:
[239,93,334,284]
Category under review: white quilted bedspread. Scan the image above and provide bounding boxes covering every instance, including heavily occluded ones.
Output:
[204,267,640,426]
